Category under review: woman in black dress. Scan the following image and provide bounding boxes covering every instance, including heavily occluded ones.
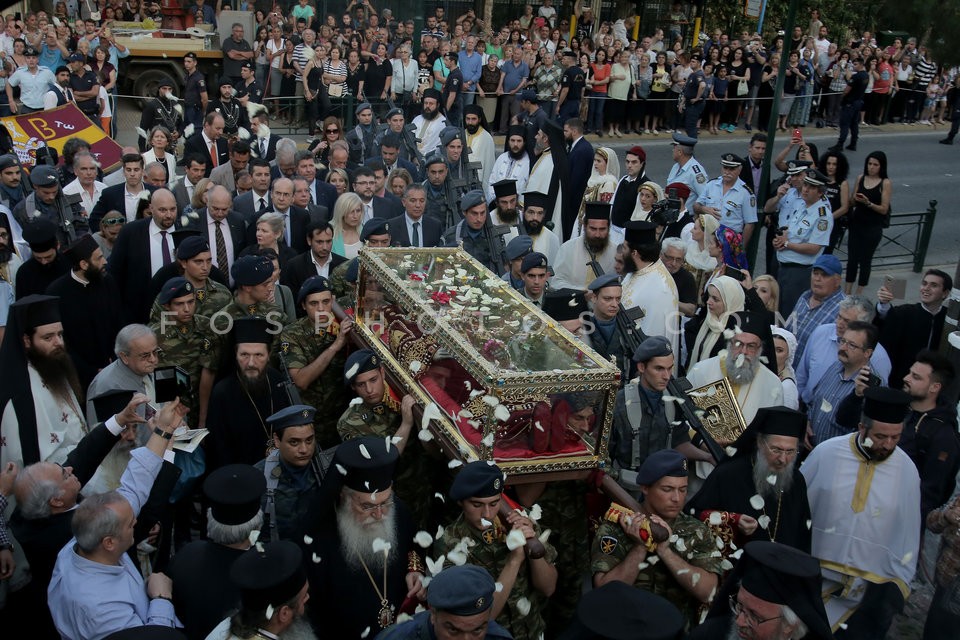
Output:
[846,151,892,294]
[361,42,393,120]
[279,39,298,124]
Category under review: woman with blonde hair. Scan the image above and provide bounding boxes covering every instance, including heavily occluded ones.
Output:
[387,168,413,198]
[325,167,350,196]
[331,192,364,259]
[752,274,780,314]
[685,275,746,370]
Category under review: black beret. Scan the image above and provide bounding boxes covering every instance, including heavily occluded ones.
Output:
[520,251,548,273]
[632,335,672,363]
[230,541,307,613]
[175,235,209,260]
[635,449,687,485]
[297,276,331,305]
[334,435,399,493]
[157,276,194,304]
[449,461,504,501]
[344,348,381,384]
[171,229,202,249]
[203,464,266,525]
[344,257,360,284]
[424,154,446,169]
[267,404,316,434]
[427,565,496,615]
[361,218,391,241]
[232,255,274,286]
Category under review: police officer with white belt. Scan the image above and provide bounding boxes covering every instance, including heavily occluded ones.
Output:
[666,132,709,213]
[693,153,758,247]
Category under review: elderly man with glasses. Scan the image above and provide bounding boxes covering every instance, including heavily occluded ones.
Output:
[85,324,162,426]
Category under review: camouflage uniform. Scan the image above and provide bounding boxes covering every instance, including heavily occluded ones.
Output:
[279,316,347,448]
[216,297,288,326]
[433,514,557,640]
[150,313,221,427]
[591,512,723,628]
[253,454,319,543]
[536,480,590,634]
[193,280,232,318]
[329,259,353,300]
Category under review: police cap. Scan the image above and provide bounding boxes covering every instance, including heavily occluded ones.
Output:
[460,189,485,212]
[720,153,744,167]
[505,235,533,261]
[588,273,621,292]
[29,165,60,188]
[267,404,316,435]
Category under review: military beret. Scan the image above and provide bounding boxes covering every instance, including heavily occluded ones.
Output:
[0,154,19,171]
[632,335,672,363]
[231,254,274,286]
[636,449,688,485]
[518,88,538,102]
[102,626,187,640]
[427,565,496,616]
[240,60,254,70]
[297,275,331,305]
[21,219,59,252]
[355,102,373,115]
[663,182,690,200]
[863,386,911,425]
[203,464,266,525]
[385,107,404,120]
[505,235,534,261]
[55,65,70,75]
[521,191,548,211]
[344,348,380,384]
[267,404,316,434]
[175,235,209,260]
[460,189,485,212]
[492,179,517,199]
[449,461,504,501]
[29,165,60,188]
[422,88,442,102]
[588,273,621,292]
[360,218,391,241]
[625,145,647,162]
[63,233,98,263]
[803,168,828,187]
[582,201,611,221]
[623,220,657,247]
[232,316,273,345]
[542,288,588,322]
[721,153,744,167]
[345,257,360,284]
[157,276,194,304]
[334,435,399,493]
[786,159,813,175]
[439,126,461,147]
[230,541,307,613]
[424,154,446,169]
[670,132,698,147]
[520,251,548,273]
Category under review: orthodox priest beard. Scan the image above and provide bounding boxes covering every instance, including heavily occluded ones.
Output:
[584,234,610,256]
[465,122,480,135]
[508,147,527,161]
[239,367,270,397]
[26,344,82,404]
[336,498,398,572]
[725,348,761,386]
[753,448,795,501]
[421,104,439,120]
[497,207,519,225]
[523,217,543,235]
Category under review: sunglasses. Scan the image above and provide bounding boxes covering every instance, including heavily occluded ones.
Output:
[102,217,126,225]
[326,128,339,134]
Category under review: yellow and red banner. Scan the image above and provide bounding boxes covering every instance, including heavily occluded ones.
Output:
[1,103,123,172]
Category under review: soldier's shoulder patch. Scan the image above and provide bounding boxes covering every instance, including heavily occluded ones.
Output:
[201,337,212,353]
[280,341,290,354]
[599,535,619,555]
[817,219,829,231]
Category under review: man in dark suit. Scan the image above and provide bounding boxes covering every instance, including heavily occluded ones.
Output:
[182,112,229,178]
[367,133,421,181]
[244,177,310,253]
[89,153,155,231]
[561,117,593,240]
[740,132,768,196]
[209,139,251,195]
[366,159,405,216]
[387,184,443,248]
[292,177,329,225]
[295,150,339,211]
[108,188,179,322]
[353,166,403,222]
[186,184,247,279]
[172,154,209,211]
[270,138,299,182]
[281,221,348,309]
[233,158,273,225]
[249,106,280,163]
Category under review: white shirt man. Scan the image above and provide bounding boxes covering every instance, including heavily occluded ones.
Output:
[486,129,531,203]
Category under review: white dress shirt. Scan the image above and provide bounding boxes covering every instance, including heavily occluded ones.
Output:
[207,215,236,273]
[148,219,174,275]
[63,178,106,220]
[311,252,332,277]
[405,213,423,248]
[124,183,146,221]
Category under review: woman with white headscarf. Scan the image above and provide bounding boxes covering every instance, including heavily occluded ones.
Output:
[576,147,620,236]
[772,326,799,409]
[685,275,745,371]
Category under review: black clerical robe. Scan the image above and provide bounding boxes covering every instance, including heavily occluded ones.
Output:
[46,272,127,389]
[304,500,419,639]
[205,369,290,468]
[167,542,247,640]
[686,454,812,553]
[876,302,947,388]
[15,255,70,298]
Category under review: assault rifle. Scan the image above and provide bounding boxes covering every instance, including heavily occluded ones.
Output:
[587,260,727,465]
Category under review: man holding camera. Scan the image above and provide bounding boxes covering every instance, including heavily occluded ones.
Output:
[693,153,757,247]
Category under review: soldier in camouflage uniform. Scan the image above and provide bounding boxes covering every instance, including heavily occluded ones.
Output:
[433,462,558,640]
[591,449,723,630]
[215,254,288,331]
[150,277,222,427]
[441,190,504,274]
[147,236,232,324]
[328,218,392,300]
[278,276,352,449]
[254,404,323,543]
[336,349,440,528]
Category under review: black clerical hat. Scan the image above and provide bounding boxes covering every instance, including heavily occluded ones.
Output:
[12,294,60,332]
[230,541,307,613]
[92,390,136,421]
[203,464,266,525]
[333,435,399,493]
[63,233,98,264]
[232,317,273,345]
[542,288,588,322]
[522,191,548,211]
[492,179,517,199]
[862,386,911,424]
[583,200,611,221]
[561,581,684,640]
[623,220,657,246]
[733,309,773,342]
[21,219,59,252]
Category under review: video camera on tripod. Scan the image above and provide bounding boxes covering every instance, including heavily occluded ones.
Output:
[649,188,683,228]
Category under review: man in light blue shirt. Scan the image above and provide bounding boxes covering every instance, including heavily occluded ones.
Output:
[47,399,188,640]
[693,152,757,245]
[5,47,56,113]
[458,35,483,105]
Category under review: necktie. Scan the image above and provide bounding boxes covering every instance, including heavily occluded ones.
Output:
[209,141,218,168]
[412,221,420,247]
[282,212,291,246]
[160,230,171,265]
[261,139,267,158]
[214,221,228,272]
[258,197,267,213]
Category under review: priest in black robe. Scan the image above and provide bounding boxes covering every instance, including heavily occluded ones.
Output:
[205,317,290,468]
[686,406,812,554]
[15,219,70,299]
[302,436,426,639]
[46,234,127,389]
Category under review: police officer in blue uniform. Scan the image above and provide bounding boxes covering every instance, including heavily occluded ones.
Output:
[693,153,758,247]
[773,168,833,316]
[761,159,811,277]
[183,52,208,131]
[665,133,708,213]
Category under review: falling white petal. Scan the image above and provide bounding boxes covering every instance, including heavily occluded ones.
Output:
[426,555,444,575]
[302,534,313,545]
[516,598,531,616]
[806,519,812,530]
[346,363,360,380]
[480,518,493,528]
[448,459,463,469]
[820,398,833,413]
[495,582,504,592]
[731,548,744,559]
[722,329,735,339]
[493,404,511,422]
[237,126,251,140]
[349,397,363,406]
[414,531,433,548]
[862,437,874,447]
[758,515,771,529]
[529,504,542,522]
[720,559,734,571]
[481,432,495,447]
[434,492,445,503]
[360,627,371,638]
[749,495,765,510]
[421,402,443,431]
[448,548,468,565]
[735,353,746,367]
[312,553,321,563]
[901,552,914,566]
[418,429,435,442]
[266,604,275,618]
[335,463,347,475]
[766,474,778,486]
[255,542,264,553]
[372,538,392,555]
[691,572,700,586]
[359,444,371,459]
[482,395,500,407]
[538,529,551,544]
[436,525,445,539]
[506,529,527,551]
[708,512,722,525]
[409,360,423,374]
[675,538,687,552]
[249,530,261,544]
[183,123,195,138]
[637,561,649,570]
[534,421,545,432]
[136,127,148,139]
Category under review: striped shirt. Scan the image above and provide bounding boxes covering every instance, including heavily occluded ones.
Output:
[808,360,860,444]
[790,288,845,367]
[293,43,311,82]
